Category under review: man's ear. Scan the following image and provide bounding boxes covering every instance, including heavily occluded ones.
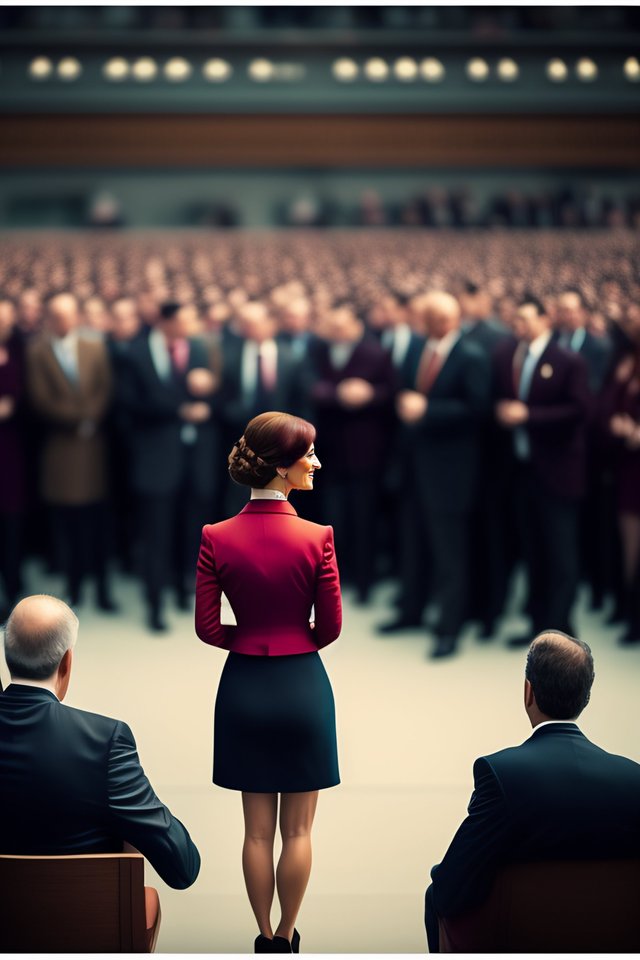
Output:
[56,648,73,701]
[524,678,535,709]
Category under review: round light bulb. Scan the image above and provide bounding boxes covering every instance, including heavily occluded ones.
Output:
[103,57,129,82]
[364,58,389,82]
[332,58,359,82]
[29,56,53,80]
[576,57,598,82]
[420,58,445,82]
[547,58,568,82]
[466,58,489,82]
[248,59,275,82]
[203,58,232,82]
[132,57,158,82]
[624,56,640,81]
[497,58,519,82]
[57,57,82,81]
[164,57,192,82]
[394,57,418,82]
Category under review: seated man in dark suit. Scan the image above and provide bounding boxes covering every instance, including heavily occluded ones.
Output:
[425,630,640,952]
[0,595,200,890]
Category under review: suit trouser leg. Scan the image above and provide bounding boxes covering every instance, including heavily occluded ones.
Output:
[425,503,468,640]
[54,504,87,604]
[425,884,440,953]
[395,469,430,622]
[0,511,24,607]
[349,475,378,600]
[139,493,173,617]
[532,486,579,634]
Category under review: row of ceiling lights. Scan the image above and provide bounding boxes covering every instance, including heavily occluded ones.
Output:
[27,54,640,84]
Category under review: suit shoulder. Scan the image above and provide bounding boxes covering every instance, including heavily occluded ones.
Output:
[55,700,126,739]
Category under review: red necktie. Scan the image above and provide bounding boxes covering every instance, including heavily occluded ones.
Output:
[168,338,188,375]
[415,346,442,396]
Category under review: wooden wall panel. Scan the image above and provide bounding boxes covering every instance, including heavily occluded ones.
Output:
[0,114,638,167]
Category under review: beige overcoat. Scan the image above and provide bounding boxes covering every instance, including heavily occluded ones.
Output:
[27,336,112,504]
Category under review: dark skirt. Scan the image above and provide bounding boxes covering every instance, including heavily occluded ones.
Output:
[213,651,340,793]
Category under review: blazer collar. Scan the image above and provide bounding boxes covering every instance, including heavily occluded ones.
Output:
[2,683,59,703]
[528,721,585,742]
[240,499,298,517]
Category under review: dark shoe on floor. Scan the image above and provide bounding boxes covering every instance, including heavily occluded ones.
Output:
[377,616,422,634]
[618,628,640,646]
[477,620,496,641]
[148,610,168,633]
[291,929,300,954]
[176,593,191,612]
[271,936,292,953]
[430,636,457,659]
[97,596,119,613]
[506,633,531,648]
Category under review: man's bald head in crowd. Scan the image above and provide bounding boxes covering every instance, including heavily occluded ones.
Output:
[525,630,595,723]
[418,290,461,340]
[47,293,80,338]
[4,596,78,685]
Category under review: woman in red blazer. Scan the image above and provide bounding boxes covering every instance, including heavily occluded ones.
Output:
[196,411,342,953]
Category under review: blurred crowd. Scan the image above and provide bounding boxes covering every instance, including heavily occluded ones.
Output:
[279,185,640,230]
[0,229,639,656]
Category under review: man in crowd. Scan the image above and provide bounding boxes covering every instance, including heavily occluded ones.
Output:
[381,291,491,658]
[425,630,640,950]
[309,300,396,601]
[26,292,116,611]
[493,297,591,644]
[119,301,218,631]
[0,594,200,889]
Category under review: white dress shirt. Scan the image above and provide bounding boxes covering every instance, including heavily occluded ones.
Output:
[250,488,287,501]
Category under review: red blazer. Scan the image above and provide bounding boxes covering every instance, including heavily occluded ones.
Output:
[196,499,342,656]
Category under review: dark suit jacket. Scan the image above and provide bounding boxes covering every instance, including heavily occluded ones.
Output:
[0,684,200,890]
[218,334,311,441]
[493,338,591,499]
[309,334,397,476]
[431,722,640,919]
[118,334,218,498]
[402,336,491,511]
[0,330,26,513]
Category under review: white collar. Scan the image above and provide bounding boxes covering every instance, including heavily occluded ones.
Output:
[250,488,287,501]
[526,329,553,361]
[530,719,578,735]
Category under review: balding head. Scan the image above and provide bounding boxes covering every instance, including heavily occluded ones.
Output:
[4,596,78,682]
[525,630,594,722]
[556,290,585,334]
[47,293,79,338]
[418,291,461,340]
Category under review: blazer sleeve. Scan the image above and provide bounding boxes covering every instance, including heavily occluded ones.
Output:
[430,756,511,918]
[195,526,231,648]
[312,526,342,649]
[107,720,201,890]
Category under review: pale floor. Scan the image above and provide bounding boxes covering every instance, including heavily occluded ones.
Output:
[2,563,639,954]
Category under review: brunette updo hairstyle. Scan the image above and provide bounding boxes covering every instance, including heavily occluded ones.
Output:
[228,411,316,488]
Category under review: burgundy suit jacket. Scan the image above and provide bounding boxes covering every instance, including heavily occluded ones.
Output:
[195,499,342,656]
[493,337,590,499]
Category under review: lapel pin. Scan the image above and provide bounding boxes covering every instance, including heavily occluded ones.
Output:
[540,363,553,379]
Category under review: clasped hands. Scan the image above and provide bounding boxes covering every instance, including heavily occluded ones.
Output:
[179,367,218,423]
[610,413,640,450]
[495,399,529,427]
[337,377,375,408]
[396,389,428,423]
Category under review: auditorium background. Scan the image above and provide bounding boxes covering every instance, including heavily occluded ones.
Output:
[0,5,639,952]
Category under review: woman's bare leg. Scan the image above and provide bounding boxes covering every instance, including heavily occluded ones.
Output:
[273,791,319,942]
[242,792,278,938]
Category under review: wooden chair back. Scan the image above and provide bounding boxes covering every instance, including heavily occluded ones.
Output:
[439,859,640,952]
[0,852,160,952]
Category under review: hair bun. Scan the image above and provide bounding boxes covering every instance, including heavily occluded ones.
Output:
[228,435,278,487]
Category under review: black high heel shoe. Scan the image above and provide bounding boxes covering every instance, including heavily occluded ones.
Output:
[291,929,300,954]
[255,934,274,953]
[270,936,292,953]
